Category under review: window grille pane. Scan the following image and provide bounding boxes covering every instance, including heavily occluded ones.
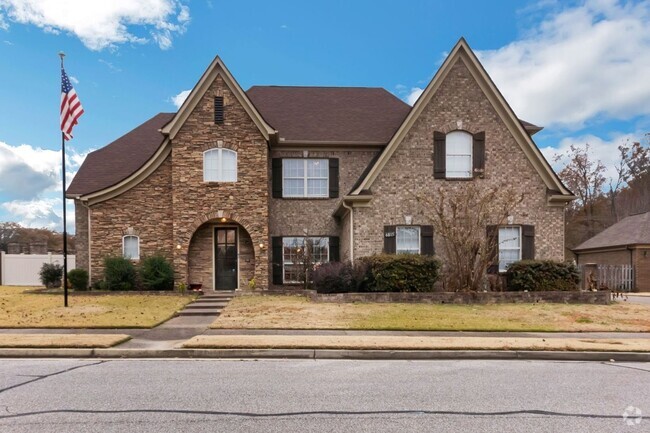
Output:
[396,226,420,254]
[307,159,328,178]
[123,236,139,259]
[498,227,521,271]
[445,131,472,178]
[204,148,237,182]
[283,179,304,196]
[307,179,328,197]
[282,159,329,197]
[283,159,304,177]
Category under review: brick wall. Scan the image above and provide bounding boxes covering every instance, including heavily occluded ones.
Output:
[353,59,565,262]
[74,200,89,273]
[171,75,269,289]
[86,156,174,281]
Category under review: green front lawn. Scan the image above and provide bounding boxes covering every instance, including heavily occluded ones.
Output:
[0,286,195,328]
[212,295,650,332]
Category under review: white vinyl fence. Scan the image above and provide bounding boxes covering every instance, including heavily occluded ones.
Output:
[0,252,76,286]
[579,264,635,293]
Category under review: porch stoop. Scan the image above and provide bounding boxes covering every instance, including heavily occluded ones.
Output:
[176,291,235,317]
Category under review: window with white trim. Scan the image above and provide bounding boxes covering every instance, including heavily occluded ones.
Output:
[203,148,237,182]
[498,226,521,272]
[282,159,329,197]
[446,131,473,178]
[123,235,140,260]
[282,237,329,283]
[396,226,420,254]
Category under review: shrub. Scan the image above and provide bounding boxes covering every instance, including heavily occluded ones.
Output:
[39,263,63,288]
[362,254,440,292]
[313,261,372,293]
[67,269,89,291]
[506,260,580,292]
[139,255,174,291]
[103,256,137,291]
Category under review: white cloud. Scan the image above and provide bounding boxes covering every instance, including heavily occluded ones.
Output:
[406,87,423,106]
[476,0,650,128]
[98,58,121,73]
[0,140,89,199]
[171,89,190,108]
[2,198,62,230]
[0,0,191,50]
[540,131,640,184]
[69,75,78,84]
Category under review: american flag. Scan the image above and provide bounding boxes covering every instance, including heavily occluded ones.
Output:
[60,66,84,140]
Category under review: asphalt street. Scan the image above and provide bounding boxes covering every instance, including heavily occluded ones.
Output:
[0,359,648,432]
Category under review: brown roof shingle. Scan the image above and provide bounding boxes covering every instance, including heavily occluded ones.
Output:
[573,211,650,251]
[246,86,411,143]
[67,113,174,196]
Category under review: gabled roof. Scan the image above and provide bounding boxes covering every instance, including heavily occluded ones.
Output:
[247,86,410,144]
[161,56,275,141]
[573,212,650,251]
[67,113,173,196]
[349,38,574,201]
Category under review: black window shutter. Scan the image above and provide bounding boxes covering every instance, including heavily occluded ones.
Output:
[433,131,446,179]
[384,225,396,254]
[486,225,499,274]
[473,131,485,178]
[329,158,339,198]
[272,158,283,198]
[329,237,340,262]
[421,225,434,256]
[214,96,224,124]
[272,237,283,284]
[522,225,535,260]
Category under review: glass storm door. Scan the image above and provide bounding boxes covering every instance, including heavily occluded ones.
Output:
[215,228,238,290]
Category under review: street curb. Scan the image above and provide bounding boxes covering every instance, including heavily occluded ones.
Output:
[0,348,649,361]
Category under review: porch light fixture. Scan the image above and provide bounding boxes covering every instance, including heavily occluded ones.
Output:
[259,243,265,249]
[221,217,227,222]
[176,244,181,250]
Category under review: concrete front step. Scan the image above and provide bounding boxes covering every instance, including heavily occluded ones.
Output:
[177,310,222,316]
[185,304,227,309]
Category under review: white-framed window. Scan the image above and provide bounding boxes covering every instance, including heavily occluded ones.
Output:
[123,235,140,260]
[446,131,473,178]
[282,159,329,197]
[396,226,421,254]
[498,226,521,272]
[203,148,237,182]
[282,237,329,283]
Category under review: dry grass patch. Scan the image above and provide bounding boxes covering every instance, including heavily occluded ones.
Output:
[212,295,650,332]
[0,334,130,348]
[184,335,650,352]
[0,286,195,328]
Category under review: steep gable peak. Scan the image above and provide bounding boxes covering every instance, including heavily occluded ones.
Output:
[161,55,275,141]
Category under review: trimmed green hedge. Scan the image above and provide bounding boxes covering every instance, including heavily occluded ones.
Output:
[506,260,580,291]
[103,256,137,291]
[362,254,440,292]
[39,263,62,288]
[139,255,174,291]
[67,268,89,291]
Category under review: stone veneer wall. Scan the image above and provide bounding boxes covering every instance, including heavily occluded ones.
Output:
[86,156,174,281]
[74,201,89,273]
[171,74,269,289]
[188,221,255,289]
[353,59,565,262]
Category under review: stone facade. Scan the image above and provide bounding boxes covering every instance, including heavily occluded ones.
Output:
[87,156,174,281]
[353,59,565,263]
[171,74,269,289]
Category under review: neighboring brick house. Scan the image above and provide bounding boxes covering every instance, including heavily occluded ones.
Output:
[67,38,575,291]
[573,212,650,291]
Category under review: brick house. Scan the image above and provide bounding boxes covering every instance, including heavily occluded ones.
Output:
[573,211,650,291]
[67,38,574,290]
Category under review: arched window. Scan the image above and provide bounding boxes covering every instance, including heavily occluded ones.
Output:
[203,148,237,182]
[122,235,140,260]
[445,131,473,178]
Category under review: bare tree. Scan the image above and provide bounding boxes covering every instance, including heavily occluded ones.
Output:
[415,183,524,292]
[554,143,606,237]
[285,235,328,290]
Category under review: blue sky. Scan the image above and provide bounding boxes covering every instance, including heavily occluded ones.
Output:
[0,0,649,232]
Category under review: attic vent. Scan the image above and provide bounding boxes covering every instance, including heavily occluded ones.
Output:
[214,96,224,124]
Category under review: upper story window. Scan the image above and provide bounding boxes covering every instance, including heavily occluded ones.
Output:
[498,226,521,272]
[123,235,140,260]
[282,159,329,198]
[433,130,485,180]
[203,148,237,182]
[396,226,421,254]
[445,131,473,178]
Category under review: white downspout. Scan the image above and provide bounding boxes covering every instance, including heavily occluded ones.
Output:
[342,201,354,262]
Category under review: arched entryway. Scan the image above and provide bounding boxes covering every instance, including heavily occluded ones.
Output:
[187,219,255,290]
